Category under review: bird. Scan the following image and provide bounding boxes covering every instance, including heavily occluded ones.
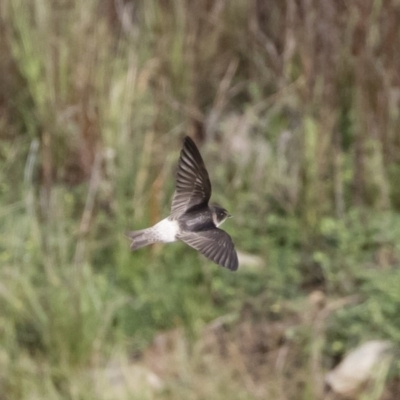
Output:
[126,136,238,271]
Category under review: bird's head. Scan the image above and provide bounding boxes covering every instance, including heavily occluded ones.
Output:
[211,205,232,227]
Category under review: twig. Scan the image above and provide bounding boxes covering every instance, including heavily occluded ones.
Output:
[74,149,102,267]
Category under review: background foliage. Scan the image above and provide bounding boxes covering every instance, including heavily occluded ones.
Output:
[1,1,400,399]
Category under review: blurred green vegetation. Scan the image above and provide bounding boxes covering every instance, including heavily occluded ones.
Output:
[1,0,400,399]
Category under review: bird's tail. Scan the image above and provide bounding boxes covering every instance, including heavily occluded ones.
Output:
[125,228,158,251]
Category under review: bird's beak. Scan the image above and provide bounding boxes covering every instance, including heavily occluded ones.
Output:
[228,214,233,218]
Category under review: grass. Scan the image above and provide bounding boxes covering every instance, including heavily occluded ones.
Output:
[1,0,400,399]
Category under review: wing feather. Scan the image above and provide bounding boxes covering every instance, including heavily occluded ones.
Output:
[178,229,238,271]
[170,137,212,218]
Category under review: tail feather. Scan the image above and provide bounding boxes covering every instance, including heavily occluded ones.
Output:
[125,229,157,251]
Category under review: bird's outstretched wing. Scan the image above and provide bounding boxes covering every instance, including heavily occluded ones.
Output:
[178,228,238,271]
[170,136,212,218]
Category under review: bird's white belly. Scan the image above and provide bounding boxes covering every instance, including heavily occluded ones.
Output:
[152,218,179,243]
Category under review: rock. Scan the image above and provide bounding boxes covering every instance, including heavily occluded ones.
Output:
[237,250,264,270]
[91,356,164,399]
[325,340,393,398]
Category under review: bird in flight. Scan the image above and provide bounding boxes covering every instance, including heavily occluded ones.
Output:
[127,136,238,271]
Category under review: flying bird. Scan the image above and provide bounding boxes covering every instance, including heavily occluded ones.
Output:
[126,136,238,271]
